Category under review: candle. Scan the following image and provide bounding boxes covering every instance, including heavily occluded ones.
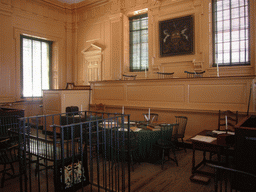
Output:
[217,63,219,77]
[81,105,83,112]
[122,106,124,114]
[216,55,219,77]
[148,108,150,121]
[225,115,228,130]
[145,68,147,78]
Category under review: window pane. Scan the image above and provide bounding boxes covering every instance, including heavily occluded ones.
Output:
[42,42,50,90]
[129,13,148,71]
[231,0,239,8]
[23,39,32,97]
[223,32,230,42]
[33,41,42,97]
[213,0,249,66]
[21,36,51,97]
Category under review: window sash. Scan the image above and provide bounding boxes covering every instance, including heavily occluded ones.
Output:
[129,13,148,72]
[21,35,52,98]
[213,0,250,66]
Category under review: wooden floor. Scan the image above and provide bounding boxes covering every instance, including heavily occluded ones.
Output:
[1,148,215,192]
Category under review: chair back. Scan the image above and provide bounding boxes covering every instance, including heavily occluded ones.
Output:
[157,124,173,146]
[114,129,138,153]
[218,110,238,131]
[94,103,105,112]
[143,113,158,123]
[184,71,205,78]
[0,137,19,187]
[157,72,174,79]
[174,116,188,138]
[122,74,137,80]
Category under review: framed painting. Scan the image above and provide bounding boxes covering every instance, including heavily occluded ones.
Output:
[159,15,194,57]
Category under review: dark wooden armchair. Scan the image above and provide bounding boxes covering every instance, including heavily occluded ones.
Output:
[0,137,20,188]
[172,116,188,152]
[208,163,256,192]
[122,74,137,80]
[184,70,205,78]
[154,124,178,169]
[157,72,174,79]
[218,110,238,132]
[143,113,159,124]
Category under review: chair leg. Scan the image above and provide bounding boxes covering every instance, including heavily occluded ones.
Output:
[1,164,7,188]
[181,138,187,152]
[172,148,178,166]
[35,158,40,176]
[130,154,134,172]
[161,149,165,170]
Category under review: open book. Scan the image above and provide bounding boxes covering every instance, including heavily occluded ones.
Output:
[191,135,217,143]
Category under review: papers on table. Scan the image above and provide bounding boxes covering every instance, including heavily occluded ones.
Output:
[118,128,128,131]
[191,135,217,143]
[212,130,235,135]
[101,121,117,127]
[123,121,136,125]
[133,128,142,132]
[118,127,142,132]
[118,127,141,132]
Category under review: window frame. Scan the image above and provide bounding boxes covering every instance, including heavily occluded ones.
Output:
[20,35,53,98]
[212,0,250,67]
[129,13,148,72]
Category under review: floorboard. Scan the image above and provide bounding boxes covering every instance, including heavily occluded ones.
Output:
[1,148,215,192]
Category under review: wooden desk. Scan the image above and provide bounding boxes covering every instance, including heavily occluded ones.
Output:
[188,130,235,176]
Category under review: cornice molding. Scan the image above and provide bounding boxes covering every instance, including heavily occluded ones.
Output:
[0,2,12,16]
[42,0,109,10]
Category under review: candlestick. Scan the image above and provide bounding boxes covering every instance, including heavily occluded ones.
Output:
[216,55,219,77]
[217,63,219,77]
[225,115,228,130]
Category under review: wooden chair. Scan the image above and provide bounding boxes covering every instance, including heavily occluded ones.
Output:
[65,82,74,89]
[122,74,137,80]
[0,137,20,188]
[112,129,138,171]
[172,116,188,152]
[184,70,205,78]
[143,113,158,123]
[208,163,256,192]
[91,103,106,117]
[154,124,178,169]
[86,126,104,158]
[94,103,105,112]
[157,72,174,79]
[218,110,238,132]
[209,110,238,164]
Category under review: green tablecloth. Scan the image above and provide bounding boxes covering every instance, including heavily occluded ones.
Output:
[100,124,174,164]
[134,129,162,163]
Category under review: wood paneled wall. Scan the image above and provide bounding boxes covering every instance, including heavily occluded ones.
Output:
[1,0,256,117]
[90,76,255,138]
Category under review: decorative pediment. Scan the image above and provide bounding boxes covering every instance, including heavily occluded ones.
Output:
[81,43,103,57]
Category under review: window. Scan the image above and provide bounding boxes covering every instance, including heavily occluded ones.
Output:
[21,35,52,97]
[129,13,148,72]
[212,0,250,66]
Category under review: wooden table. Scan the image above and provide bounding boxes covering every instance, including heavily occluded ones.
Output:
[101,121,176,163]
[188,130,235,176]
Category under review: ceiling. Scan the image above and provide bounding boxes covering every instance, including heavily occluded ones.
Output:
[56,0,85,4]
